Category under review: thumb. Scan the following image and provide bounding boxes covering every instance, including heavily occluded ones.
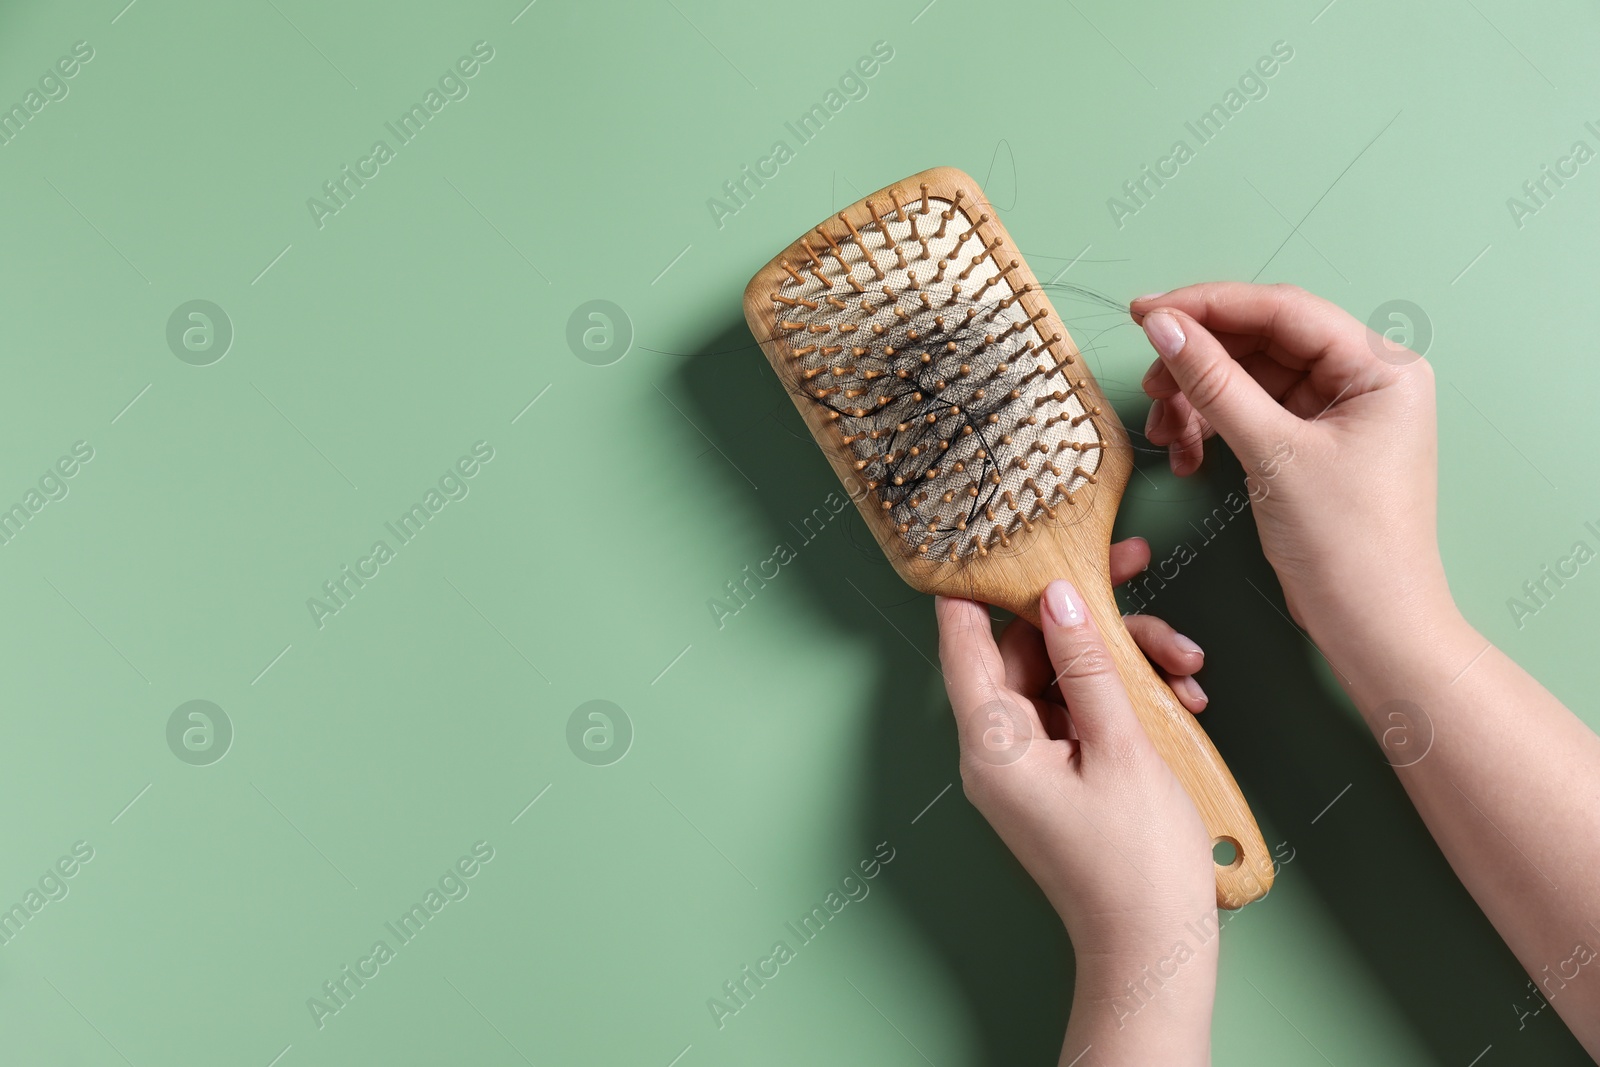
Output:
[1039,580,1143,757]
[1142,308,1293,465]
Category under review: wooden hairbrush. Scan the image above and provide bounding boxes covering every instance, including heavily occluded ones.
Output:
[742,166,1272,908]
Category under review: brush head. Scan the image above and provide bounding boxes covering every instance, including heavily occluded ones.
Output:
[745,167,1131,598]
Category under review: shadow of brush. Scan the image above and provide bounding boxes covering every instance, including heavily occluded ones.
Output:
[1120,438,1592,1066]
[673,315,1076,1064]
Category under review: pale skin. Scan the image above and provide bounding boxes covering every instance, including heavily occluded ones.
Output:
[936,282,1600,1064]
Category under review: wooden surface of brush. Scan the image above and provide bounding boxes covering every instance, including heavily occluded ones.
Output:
[742,166,1273,909]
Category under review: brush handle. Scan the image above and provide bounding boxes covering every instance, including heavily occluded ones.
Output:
[1016,566,1275,911]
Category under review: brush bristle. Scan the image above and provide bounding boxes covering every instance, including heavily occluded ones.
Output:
[771,185,1104,562]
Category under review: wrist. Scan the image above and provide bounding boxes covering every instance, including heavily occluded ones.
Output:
[1064,975,1214,1066]
[1066,930,1219,1057]
[1308,590,1482,719]
[1302,576,1465,677]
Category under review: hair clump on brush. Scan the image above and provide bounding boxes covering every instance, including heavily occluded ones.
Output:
[770,184,1105,563]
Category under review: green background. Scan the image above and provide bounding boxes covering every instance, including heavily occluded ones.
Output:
[1,0,1595,1063]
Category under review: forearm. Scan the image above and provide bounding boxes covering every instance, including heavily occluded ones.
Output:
[1318,603,1600,1056]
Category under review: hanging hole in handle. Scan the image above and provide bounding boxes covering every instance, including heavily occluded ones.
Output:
[1212,836,1242,870]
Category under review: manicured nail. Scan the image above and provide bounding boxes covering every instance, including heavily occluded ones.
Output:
[1144,398,1165,437]
[1132,291,1167,303]
[1180,676,1209,707]
[1041,579,1084,627]
[1173,633,1204,659]
[1143,310,1186,360]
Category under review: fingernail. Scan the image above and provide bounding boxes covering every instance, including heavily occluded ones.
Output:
[1174,633,1204,659]
[1042,579,1084,627]
[1143,311,1186,360]
[1182,676,1209,707]
[1133,291,1167,303]
[1144,398,1165,437]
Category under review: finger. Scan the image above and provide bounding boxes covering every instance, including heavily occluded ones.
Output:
[1150,351,1306,475]
[1122,613,1206,679]
[1142,396,1167,441]
[1144,392,1188,447]
[1144,339,1304,404]
[1168,673,1209,714]
[1144,388,1198,448]
[1169,400,1208,476]
[1147,398,1212,476]
[1142,355,1177,398]
[1108,536,1151,586]
[1141,308,1295,467]
[1133,282,1396,402]
[935,595,1007,718]
[1038,580,1143,753]
[937,597,1042,752]
[997,616,1050,696]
